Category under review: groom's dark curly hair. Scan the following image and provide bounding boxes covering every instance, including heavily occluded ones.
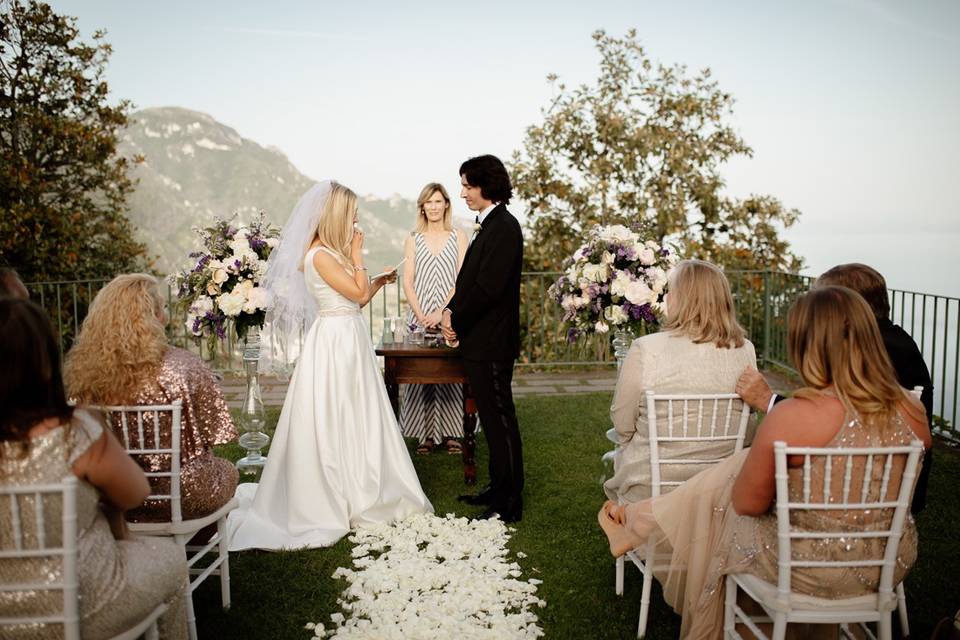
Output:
[460,155,513,204]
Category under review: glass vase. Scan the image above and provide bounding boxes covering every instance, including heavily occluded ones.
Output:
[611,327,635,370]
[236,325,270,474]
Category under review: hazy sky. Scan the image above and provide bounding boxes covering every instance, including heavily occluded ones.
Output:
[51,0,960,240]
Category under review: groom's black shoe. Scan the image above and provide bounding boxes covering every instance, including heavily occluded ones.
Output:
[477,507,522,524]
[458,485,494,506]
[477,498,522,524]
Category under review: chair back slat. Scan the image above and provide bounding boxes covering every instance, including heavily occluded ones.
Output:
[10,494,22,551]
[0,476,80,640]
[91,401,184,525]
[645,391,752,498]
[771,440,923,606]
[34,493,46,549]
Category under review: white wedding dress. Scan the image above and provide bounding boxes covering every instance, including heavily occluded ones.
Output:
[228,247,433,551]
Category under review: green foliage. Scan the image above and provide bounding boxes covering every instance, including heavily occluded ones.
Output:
[510,29,803,272]
[0,0,148,282]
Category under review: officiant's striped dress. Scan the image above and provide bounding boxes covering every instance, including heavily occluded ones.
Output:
[401,231,464,446]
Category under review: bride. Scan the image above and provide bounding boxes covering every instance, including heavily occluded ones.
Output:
[228,181,433,551]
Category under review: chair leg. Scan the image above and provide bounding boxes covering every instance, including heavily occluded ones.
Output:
[771,613,787,640]
[184,575,199,640]
[636,555,654,637]
[878,612,893,640]
[217,516,231,610]
[723,575,736,638]
[896,583,910,637]
[615,556,625,596]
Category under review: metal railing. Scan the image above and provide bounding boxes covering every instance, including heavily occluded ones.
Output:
[25,270,958,435]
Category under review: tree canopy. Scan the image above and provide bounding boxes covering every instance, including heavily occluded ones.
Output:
[510,29,802,273]
[0,0,148,283]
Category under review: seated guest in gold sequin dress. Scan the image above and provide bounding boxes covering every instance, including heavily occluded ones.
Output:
[598,286,931,639]
[0,299,188,639]
[64,274,238,522]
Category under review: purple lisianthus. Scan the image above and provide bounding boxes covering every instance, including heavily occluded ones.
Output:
[566,327,580,343]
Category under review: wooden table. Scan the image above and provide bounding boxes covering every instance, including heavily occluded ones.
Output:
[376,340,478,485]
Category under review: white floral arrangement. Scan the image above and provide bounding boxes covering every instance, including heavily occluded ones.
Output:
[305,513,545,639]
[169,213,280,348]
[549,224,678,341]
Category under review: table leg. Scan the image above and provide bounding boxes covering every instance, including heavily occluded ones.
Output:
[462,383,477,485]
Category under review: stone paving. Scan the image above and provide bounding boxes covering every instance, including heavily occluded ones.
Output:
[218,366,798,409]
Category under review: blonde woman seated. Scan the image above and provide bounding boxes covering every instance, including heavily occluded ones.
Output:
[1,299,188,639]
[401,183,468,454]
[599,286,930,639]
[64,274,238,523]
[603,259,756,504]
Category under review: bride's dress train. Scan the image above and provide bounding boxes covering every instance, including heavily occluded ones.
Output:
[228,247,433,551]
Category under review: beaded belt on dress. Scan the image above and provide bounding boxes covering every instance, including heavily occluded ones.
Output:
[317,307,361,317]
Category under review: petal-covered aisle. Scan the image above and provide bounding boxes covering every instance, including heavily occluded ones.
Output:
[304,513,545,639]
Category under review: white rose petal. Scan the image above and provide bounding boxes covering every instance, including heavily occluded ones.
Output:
[595,320,609,333]
[638,248,656,266]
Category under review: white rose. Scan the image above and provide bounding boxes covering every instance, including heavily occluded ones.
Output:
[190,295,214,314]
[647,267,668,294]
[243,287,272,313]
[575,295,591,309]
[595,320,609,334]
[582,263,609,283]
[212,268,229,284]
[561,294,577,312]
[217,291,245,317]
[235,279,254,296]
[207,259,223,271]
[644,240,660,249]
[610,271,632,298]
[228,237,252,257]
[265,237,280,248]
[598,224,634,243]
[601,251,615,265]
[604,305,628,325]
[638,248,656,266]
[625,280,654,306]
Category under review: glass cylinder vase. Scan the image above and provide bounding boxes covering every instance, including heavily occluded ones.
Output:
[236,326,270,474]
[611,328,635,371]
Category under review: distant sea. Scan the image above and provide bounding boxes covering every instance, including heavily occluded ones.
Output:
[787,231,959,299]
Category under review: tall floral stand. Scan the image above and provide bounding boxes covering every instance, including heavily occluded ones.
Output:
[236,326,270,474]
[611,328,635,370]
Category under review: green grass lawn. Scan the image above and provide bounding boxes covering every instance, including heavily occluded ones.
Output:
[196,394,959,639]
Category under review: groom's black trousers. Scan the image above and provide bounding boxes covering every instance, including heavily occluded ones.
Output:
[462,358,524,512]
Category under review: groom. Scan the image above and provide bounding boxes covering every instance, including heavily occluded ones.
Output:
[442,154,524,523]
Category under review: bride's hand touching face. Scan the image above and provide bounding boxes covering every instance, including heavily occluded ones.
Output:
[350,212,364,261]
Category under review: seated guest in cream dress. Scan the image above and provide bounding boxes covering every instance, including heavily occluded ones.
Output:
[599,286,930,639]
[64,274,238,522]
[0,299,188,639]
[604,259,756,503]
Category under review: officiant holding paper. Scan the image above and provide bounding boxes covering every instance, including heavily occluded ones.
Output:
[442,156,525,523]
[400,182,469,455]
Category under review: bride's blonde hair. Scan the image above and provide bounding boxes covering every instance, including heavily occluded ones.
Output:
[789,285,923,426]
[64,274,168,404]
[312,182,358,270]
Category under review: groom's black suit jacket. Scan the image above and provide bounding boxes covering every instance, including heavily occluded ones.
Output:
[448,204,523,361]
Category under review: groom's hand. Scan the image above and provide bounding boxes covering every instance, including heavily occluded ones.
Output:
[441,308,457,342]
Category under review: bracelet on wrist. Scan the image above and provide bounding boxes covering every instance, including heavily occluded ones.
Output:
[354,265,368,271]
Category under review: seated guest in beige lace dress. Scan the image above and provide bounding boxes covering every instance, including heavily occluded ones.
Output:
[0,299,188,639]
[604,259,756,503]
[599,286,931,639]
[64,274,238,522]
